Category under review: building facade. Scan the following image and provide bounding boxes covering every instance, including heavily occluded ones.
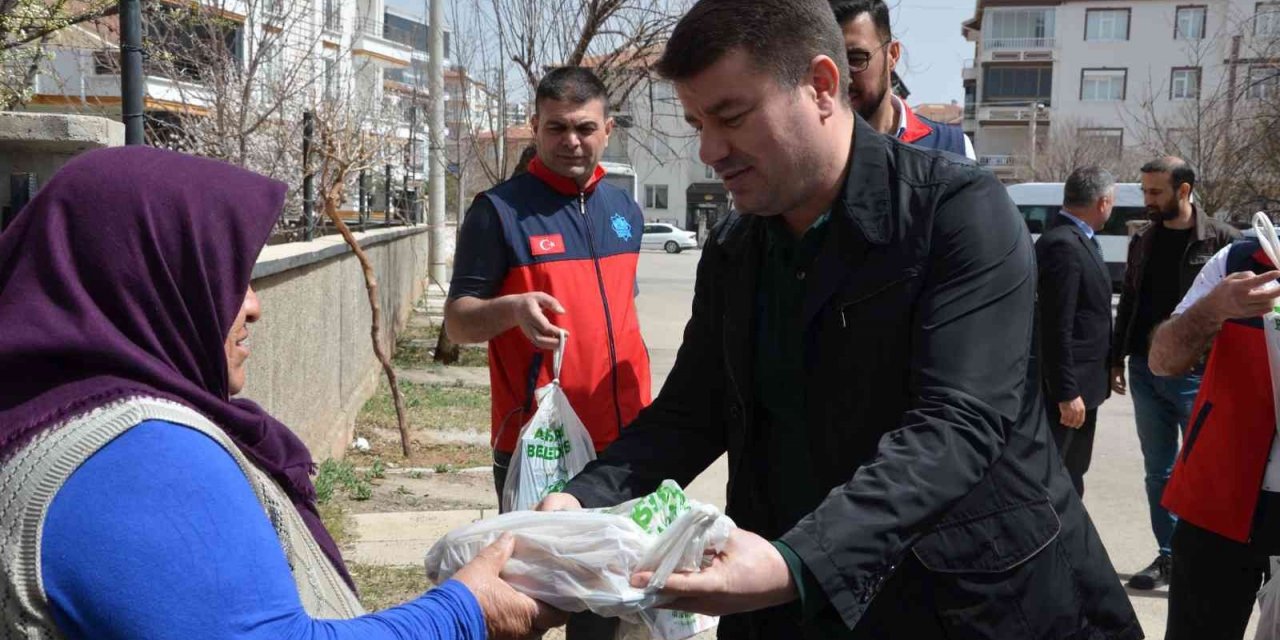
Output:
[962,0,1279,182]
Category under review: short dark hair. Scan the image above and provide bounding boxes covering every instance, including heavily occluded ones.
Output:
[535,67,608,113]
[1141,157,1196,191]
[656,0,850,104]
[1063,166,1115,208]
[830,0,892,40]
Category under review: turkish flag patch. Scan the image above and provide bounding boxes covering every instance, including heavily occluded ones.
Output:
[530,234,566,256]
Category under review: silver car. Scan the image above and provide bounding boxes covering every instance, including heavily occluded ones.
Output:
[641,223,698,254]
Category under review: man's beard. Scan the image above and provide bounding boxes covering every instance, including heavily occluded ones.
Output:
[1147,201,1179,222]
[855,85,888,121]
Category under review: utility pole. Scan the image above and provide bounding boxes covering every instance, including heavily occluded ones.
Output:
[427,0,447,284]
[119,0,144,145]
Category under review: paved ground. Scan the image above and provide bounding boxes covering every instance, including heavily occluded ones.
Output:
[352,249,1264,638]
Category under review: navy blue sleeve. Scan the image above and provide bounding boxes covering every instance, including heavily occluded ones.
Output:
[449,196,509,300]
[41,420,486,640]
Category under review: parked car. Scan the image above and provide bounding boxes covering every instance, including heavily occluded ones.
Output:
[641,223,698,254]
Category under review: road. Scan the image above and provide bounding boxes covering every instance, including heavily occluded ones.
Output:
[633,248,1260,639]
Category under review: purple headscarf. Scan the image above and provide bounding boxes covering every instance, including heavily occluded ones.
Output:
[0,146,354,589]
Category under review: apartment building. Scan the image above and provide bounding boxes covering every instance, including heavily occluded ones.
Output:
[962,0,1279,182]
[22,0,437,169]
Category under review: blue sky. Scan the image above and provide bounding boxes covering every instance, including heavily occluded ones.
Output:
[386,0,978,106]
[891,1,978,105]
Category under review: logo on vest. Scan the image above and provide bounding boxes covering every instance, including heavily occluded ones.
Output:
[529,234,566,256]
[611,213,633,241]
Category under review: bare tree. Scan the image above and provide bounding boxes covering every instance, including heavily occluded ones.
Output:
[1031,117,1139,183]
[0,0,115,108]
[444,0,690,192]
[1125,9,1280,223]
[83,0,331,231]
[310,73,416,456]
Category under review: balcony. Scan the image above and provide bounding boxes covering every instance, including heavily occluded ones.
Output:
[962,59,976,82]
[353,18,414,66]
[978,103,1051,123]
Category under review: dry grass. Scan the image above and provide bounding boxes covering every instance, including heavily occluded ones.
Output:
[394,320,488,369]
[348,564,433,612]
[350,379,493,469]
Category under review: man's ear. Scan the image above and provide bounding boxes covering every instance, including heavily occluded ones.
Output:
[605,116,615,137]
[811,54,843,117]
[887,40,902,72]
[531,113,540,134]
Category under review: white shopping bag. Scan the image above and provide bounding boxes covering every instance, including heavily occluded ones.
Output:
[1252,214,1280,490]
[1257,557,1280,640]
[1256,214,1280,640]
[501,331,597,512]
[426,480,732,640]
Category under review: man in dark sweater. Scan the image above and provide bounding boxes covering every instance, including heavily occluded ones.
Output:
[1110,156,1240,590]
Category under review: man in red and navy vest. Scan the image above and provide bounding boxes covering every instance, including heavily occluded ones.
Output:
[830,0,975,159]
[1148,237,1280,639]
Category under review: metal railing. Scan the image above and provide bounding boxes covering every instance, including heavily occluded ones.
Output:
[984,36,1055,50]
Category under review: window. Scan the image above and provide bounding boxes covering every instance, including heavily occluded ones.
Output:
[983,8,1056,49]
[1080,68,1127,101]
[1170,67,1200,100]
[323,0,341,31]
[645,185,669,210]
[704,164,716,180]
[982,66,1053,102]
[1085,9,1130,41]
[323,58,337,102]
[1080,128,1124,158]
[383,13,428,52]
[1176,6,1207,39]
[1249,65,1280,100]
[1257,3,1280,37]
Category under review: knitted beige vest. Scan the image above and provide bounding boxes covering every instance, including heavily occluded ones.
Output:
[0,397,364,638]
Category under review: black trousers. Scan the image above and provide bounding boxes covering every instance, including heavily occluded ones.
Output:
[1167,519,1272,640]
[493,451,620,640]
[1046,404,1097,498]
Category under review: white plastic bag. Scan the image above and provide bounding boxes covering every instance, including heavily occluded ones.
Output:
[1252,214,1280,494]
[501,332,596,512]
[425,480,733,640]
[1256,556,1280,640]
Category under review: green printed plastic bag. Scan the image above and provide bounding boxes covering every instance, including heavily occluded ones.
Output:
[502,333,596,512]
[427,480,733,640]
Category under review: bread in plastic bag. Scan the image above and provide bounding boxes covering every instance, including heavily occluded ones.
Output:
[502,332,597,512]
[425,480,733,640]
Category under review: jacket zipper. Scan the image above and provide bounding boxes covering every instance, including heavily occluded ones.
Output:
[579,192,625,438]
[838,269,920,328]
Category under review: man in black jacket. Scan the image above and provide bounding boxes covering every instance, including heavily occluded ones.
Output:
[540,1,1140,637]
[1036,166,1117,498]
[1110,156,1240,590]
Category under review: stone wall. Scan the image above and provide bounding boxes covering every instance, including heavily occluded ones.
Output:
[0,113,124,206]
[244,227,431,460]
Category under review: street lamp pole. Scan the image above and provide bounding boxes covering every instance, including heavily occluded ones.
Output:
[119,0,145,145]
[427,0,447,285]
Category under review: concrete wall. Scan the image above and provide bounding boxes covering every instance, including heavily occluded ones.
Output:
[244,227,431,461]
[0,112,124,205]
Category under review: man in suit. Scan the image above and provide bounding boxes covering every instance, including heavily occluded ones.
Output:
[1036,166,1116,497]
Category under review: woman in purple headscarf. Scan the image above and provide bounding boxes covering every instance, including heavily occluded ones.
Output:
[0,147,563,639]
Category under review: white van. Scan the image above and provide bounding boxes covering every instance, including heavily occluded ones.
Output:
[1005,182,1152,290]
